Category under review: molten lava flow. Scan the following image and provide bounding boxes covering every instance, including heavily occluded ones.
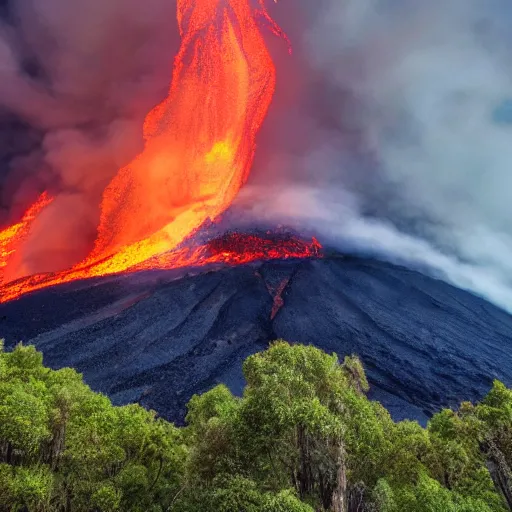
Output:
[133,233,322,271]
[0,0,315,305]
[268,277,291,320]
[0,193,53,278]
[0,233,322,304]
[82,0,280,274]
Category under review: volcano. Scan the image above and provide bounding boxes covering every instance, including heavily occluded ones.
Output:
[1,250,512,426]
[1,0,512,433]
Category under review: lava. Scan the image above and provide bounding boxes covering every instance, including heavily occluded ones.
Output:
[268,277,291,320]
[0,1,320,304]
[85,0,281,270]
[134,232,322,271]
[0,233,321,304]
[0,193,53,277]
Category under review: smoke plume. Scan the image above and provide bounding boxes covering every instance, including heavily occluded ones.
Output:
[0,0,177,273]
[238,0,512,313]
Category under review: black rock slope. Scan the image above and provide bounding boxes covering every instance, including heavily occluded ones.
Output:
[1,256,512,425]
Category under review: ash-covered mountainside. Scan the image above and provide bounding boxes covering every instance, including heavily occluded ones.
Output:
[1,255,512,425]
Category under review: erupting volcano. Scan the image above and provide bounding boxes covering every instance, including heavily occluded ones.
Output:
[0,0,321,304]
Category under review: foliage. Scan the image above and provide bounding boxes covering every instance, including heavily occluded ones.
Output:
[0,342,186,512]
[0,339,511,511]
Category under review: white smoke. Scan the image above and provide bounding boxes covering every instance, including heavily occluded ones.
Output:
[238,184,512,312]
[242,0,512,313]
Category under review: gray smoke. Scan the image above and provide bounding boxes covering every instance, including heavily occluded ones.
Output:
[239,0,512,313]
[0,0,177,274]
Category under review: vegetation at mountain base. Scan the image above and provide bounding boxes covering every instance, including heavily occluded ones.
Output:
[0,339,511,512]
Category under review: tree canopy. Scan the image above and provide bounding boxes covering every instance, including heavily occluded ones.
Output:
[0,339,511,511]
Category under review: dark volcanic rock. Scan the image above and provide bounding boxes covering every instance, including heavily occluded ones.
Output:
[1,255,512,425]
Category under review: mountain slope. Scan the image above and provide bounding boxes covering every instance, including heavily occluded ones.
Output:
[1,255,512,424]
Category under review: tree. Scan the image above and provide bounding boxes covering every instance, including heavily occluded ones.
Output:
[1,339,511,512]
[0,342,185,512]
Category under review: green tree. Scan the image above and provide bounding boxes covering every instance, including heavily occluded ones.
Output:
[1,339,511,512]
[0,342,185,512]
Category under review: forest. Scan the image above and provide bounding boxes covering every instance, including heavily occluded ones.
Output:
[0,339,511,511]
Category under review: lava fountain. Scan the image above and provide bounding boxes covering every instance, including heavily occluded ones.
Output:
[0,0,321,304]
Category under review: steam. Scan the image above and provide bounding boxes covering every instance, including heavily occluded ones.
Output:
[240,0,512,313]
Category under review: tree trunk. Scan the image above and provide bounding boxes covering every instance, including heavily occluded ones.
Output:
[319,470,331,510]
[46,395,70,471]
[149,456,164,492]
[483,440,512,510]
[6,442,12,465]
[297,425,313,499]
[331,442,347,512]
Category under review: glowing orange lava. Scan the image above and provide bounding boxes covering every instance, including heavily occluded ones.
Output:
[134,233,322,271]
[0,233,321,304]
[0,0,321,304]
[0,193,53,276]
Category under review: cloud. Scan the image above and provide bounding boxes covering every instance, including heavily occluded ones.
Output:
[2,0,512,313]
